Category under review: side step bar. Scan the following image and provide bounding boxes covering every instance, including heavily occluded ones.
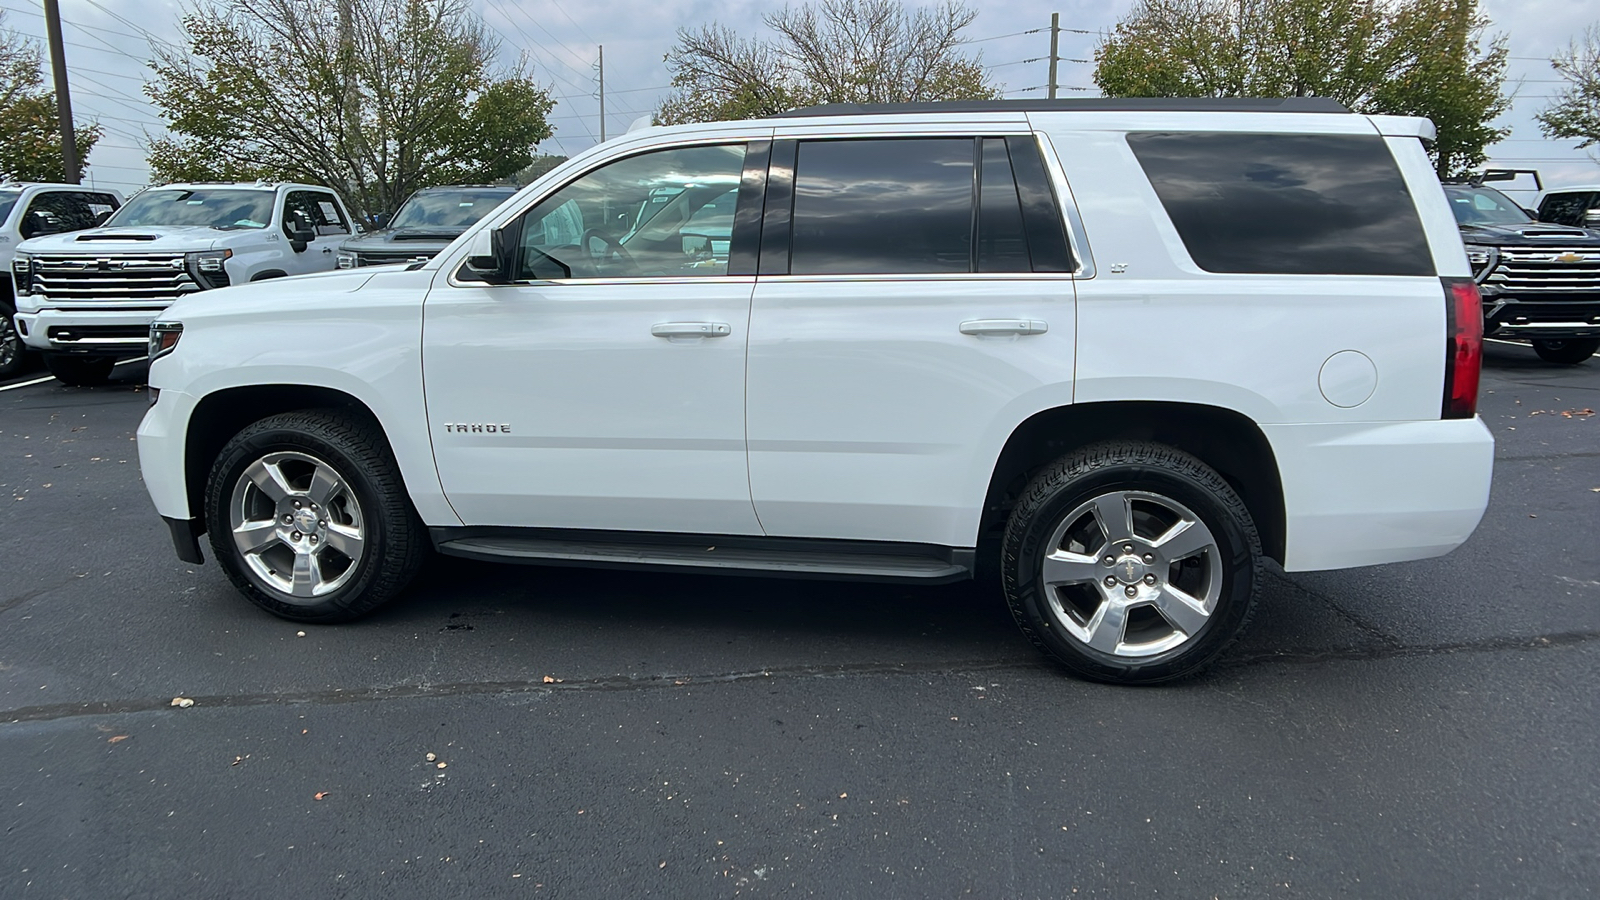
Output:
[430,528,975,584]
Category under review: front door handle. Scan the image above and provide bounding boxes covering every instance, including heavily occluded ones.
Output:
[651,322,731,338]
[959,319,1048,336]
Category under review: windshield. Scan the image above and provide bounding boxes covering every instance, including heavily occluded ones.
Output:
[1444,186,1534,226]
[0,190,19,225]
[390,189,515,230]
[109,189,276,229]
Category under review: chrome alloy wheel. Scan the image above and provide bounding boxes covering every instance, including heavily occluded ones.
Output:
[228,451,366,601]
[1039,490,1222,658]
[0,314,19,371]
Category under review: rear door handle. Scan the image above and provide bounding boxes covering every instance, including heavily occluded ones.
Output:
[959,319,1048,336]
[651,322,731,338]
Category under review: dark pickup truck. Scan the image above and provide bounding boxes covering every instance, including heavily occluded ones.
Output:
[1444,179,1600,365]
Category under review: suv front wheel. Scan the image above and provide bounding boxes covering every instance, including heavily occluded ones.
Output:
[1532,338,1600,365]
[205,409,426,622]
[1001,441,1262,684]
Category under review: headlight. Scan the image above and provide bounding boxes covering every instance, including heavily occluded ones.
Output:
[149,321,183,361]
[1464,245,1498,283]
[184,249,233,289]
[336,250,357,269]
[11,252,33,296]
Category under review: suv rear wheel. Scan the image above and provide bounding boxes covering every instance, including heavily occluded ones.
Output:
[1001,441,1262,684]
[43,353,115,386]
[205,409,425,622]
[1532,338,1600,365]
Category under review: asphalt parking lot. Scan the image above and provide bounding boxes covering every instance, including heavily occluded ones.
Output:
[2,342,1598,898]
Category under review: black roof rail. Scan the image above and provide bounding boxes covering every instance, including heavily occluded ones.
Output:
[773,97,1352,118]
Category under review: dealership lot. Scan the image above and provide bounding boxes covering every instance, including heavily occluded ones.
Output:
[2,343,1597,897]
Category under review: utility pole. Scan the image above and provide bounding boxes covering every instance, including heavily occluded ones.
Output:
[42,0,79,183]
[598,45,606,143]
[1047,13,1060,100]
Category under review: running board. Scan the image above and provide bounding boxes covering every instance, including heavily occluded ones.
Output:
[430,528,975,584]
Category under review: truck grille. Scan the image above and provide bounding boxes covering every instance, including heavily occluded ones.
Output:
[31,255,203,302]
[1484,247,1600,294]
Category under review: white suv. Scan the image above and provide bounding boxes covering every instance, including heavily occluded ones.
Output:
[136,99,1494,683]
[11,181,356,385]
[0,182,124,376]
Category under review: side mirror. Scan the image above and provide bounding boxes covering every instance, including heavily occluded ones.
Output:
[288,220,316,253]
[1585,208,1600,225]
[681,234,712,259]
[21,210,61,239]
[461,223,566,284]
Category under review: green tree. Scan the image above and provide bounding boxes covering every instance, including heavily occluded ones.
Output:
[515,153,568,185]
[0,11,101,182]
[658,0,998,125]
[145,0,555,224]
[1537,25,1600,152]
[1094,0,1509,178]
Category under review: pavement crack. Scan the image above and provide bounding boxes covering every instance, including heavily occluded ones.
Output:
[5,630,1600,724]
[1268,571,1405,649]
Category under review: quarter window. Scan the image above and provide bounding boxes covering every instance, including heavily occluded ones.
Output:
[513,143,749,280]
[1127,132,1434,276]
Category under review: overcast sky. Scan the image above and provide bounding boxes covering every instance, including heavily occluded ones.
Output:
[2,0,1596,201]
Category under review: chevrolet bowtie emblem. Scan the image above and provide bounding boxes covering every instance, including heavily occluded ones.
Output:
[1555,251,1586,264]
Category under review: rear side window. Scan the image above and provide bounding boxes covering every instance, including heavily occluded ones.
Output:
[1539,191,1599,227]
[790,138,972,275]
[1127,132,1434,276]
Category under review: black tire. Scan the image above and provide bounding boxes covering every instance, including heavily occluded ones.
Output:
[43,353,116,386]
[1001,441,1262,684]
[1532,338,1600,365]
[0,301,28,377]
[204,409,426,623]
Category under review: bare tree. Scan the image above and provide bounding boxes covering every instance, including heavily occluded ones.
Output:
[658,0,997,124]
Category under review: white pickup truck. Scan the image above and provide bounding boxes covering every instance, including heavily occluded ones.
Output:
[11,181,356,385]
[0,182,125,376]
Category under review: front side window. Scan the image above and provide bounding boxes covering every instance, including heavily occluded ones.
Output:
[1128,132,1434,276]
[20,191,102,237]
[112,189,275,230]
[1444,185,1533,226]
[283,191,349,236]
[514,143,748,279]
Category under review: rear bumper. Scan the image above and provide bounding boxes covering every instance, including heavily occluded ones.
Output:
[15,306,169,356]
[1265,418,1494,571]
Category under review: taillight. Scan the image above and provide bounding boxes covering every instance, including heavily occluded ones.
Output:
[1442,278,1482,419]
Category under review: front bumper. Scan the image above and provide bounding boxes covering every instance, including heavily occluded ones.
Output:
[15,305,171,357]
[1482,296,1600,339]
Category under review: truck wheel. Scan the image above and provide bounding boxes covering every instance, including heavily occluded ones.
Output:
[1532,338,1600,365]
[204,409,425,623]
[43,354,116,386]
[1001,441,1262,684]
[0,303,27,377]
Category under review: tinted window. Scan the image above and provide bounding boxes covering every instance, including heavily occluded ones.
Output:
[515,142,747,279]
[1539,191,1599,227]
[1127,132,1433,276]
[114,189,275,229]
[979,138,1030,272]
[790,139,973,275]
[20,191,106,237]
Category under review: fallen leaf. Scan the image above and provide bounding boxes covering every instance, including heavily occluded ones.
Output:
[839,792,848,798]
[296,631,306,637]
[314,792,330,801]
[542,675,555,684]
[231,756,245,765]
[426,752,437,762]
[170,697,195,708]
[107,735,129,744]
[437,762,448,769]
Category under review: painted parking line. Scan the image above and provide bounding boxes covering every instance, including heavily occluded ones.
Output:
[0,374,54,392]
[0,357,148,393]
[1483,338,1600,359]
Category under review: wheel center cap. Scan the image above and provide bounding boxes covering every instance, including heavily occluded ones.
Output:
[1114,555,1148,585]
[293,508,319,533]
